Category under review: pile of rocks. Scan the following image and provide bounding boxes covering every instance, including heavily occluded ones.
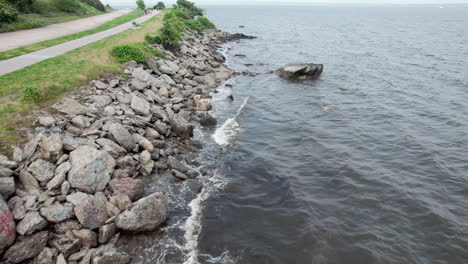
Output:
[0,29,242,263]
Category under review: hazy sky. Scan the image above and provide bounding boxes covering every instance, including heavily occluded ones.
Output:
[101,0,468,5]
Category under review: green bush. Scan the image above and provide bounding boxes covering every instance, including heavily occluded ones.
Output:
[79,0,105,12]
[184,17,216,32]
[20,86,40,103]
[197,17,215,30]
[111,44,147,63]
[154,1,165,10]
[52,0,81,13]
[174,0,202,19]
[5,0,34,12]
[0,1,19,24]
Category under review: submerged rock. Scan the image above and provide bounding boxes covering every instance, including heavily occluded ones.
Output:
[276,63,323,80]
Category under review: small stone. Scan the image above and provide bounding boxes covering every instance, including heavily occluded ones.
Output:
[19,170,41,194]
[130,95,150,116]
[72,229,97,249]
[0,177,15,198]
[71,115,90,128]
[56,254,66,264]
[98,224,116,244]
[47,162,71,190]
[96,138,127,159]
[38,116,56,127]
[108,123,137,152]
[34,247,57,264]
[28,159,55,184]
[53,220,81,234]
[74,195,109,229]
[110,194,132,211]
[133,134,154,152]
[139,150,154,177]
[16,211,47,235]
[49,234,81,258]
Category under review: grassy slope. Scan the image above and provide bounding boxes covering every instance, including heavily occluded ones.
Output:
[0,11,164,151]
[0,9,145,60]
[0,0,104,32]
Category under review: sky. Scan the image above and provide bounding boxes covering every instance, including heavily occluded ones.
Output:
[101,0,468,6]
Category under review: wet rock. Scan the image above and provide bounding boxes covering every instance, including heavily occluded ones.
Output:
[172,169,189,180]
[49,234,81,258]
[167,112,193,139]
[130,95,150,116]
[16,211,47,235]
[168,156,188,173]
[96,138,127,159]
[0,196,15,251]
[115,192,166,232]
[275,63,323,80]
[47,162,71,190]
[108,123,137,152]
[109,178,144,201]
[53,98,89,116]
[194,95,212,111]
[198,113,217,127]
[91,244,130,264]
[34,247,57,264]
[2,231,48,263]
[74,195,109,229]
[68,146,116,193]
[0,177,15,198]
[28,159,55,184]
[98,224,116,244]
[40,203,74,223]
[139,150,154,177]
[72,229,97,249]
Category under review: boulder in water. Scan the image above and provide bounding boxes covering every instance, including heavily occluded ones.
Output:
[276,64,323,80]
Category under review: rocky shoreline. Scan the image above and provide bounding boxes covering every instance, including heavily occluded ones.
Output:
[0,29,251,264]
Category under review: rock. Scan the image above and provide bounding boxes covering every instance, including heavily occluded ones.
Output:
[115,192,166,232]
[47,162,71,190]
[0,177,15,198]
[34,247,57,264]
[98,224,116,244]
[53,98,89,116]
[2,231,48,263]
[24,133,45,160]
[41,134,63,159]
[96,138,127,159]
[93,96,112,108]
[9,197,26,220]
[144,127,160,139]
[194,95,212,111]
[0,196,15,251]
[108,124,137,152]
[40,203,74,223]
[71,115,90,128]
[133,134,154,152]
[19,170,41,194]
[72,229,97,249]
[0,167,13,177]
[49,234,81,258]
[159,64,176,75]
[110,194,132,211]
[16,211,47,235]
[69,249,88,262]
[56,254,66,264]
[12,147,24,163]
[91,244,130,264]
[275,63,323,80]
[172,169,189,180]
[198,113,217,127]
[93,80,108,90]
[167,112,193,139]
[139,150,154,177]
[74,195,109,229]
[109,178,144,201]
[68,146,115,193]
[28,159,55,184]
[168,156,188,173]
[61,181,70,196]
[53,220,81,234]
[130,95,150,116]
[38,116,56,127]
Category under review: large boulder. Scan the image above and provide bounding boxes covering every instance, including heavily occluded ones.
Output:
[40,203,74,223]
[167,112,193,139]
[130,95,150,116]
[2,231,48,263]
[0,196,15,252]
[109,178,144,201]
[16,211,47,235]
[52,98,90,116]
[108,123,137,152]
[74,194,109,229]
[115,192,166,232]
[68,146,115,193]
[275,63,323,80]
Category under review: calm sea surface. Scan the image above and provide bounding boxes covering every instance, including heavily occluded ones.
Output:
[129,4,468,264]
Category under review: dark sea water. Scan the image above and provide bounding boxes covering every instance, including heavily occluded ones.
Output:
[126,4,468,264]
[189,4,468,264]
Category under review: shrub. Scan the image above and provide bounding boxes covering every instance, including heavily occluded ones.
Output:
[185,17,215,32]
[110,44,147,63]
[20,86,40,103]
[136,0,145,10]
[5,0,34,12]
[174,0,202,19]
[135,42,165,58]
[52,0,81,13]
[0,1,19,24]
[197,17,215,30]
[79,0,105,12]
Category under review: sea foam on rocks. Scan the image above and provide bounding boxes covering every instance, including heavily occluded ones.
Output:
[0,29,249,263]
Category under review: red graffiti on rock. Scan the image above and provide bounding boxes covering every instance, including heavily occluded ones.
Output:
[0,209,15,237]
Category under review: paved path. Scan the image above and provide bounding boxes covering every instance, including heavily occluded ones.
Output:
[0,9,133,52]
[0,11,159,76]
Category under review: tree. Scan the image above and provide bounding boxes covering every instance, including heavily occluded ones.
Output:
[5,0,35,12]
[136,0,145,10]
[174,0,202,18]
[154,1,165,10]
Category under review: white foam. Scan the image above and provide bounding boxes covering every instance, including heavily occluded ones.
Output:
[213,97,250,146]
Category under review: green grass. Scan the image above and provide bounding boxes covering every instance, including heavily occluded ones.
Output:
[0,10,165,146]
[0,9,144,61]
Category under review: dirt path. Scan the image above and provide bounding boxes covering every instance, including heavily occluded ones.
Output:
[0,9,133,52]
[0,11,159,76]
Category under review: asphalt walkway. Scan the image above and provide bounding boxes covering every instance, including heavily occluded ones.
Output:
[0,11,159,76]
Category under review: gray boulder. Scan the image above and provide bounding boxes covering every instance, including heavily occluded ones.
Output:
[108,123,137,152]
[167,112,193,139]
[109,178,144,201]
[46,162,71,190]
[115,192,166,231]
[2,231,48,263]
[34,247,57,264]
[49,234,81,258]
[96,138,127,158]
[52,98,89,116]
[275,63,323,80]
[130,95,150,116]
[19,170,41,194]
[98,224,116,244]
[68,146,115,193]
[0,177,15,198]
[0,196,15,251]
[74,195,109,229]
[0,167,13,178]
[16,211,47,235]
[28,159,55,184]
[40,203,74,223]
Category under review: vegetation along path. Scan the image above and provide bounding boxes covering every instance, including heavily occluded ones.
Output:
[0,9,133,52]
[0,10,159,76]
